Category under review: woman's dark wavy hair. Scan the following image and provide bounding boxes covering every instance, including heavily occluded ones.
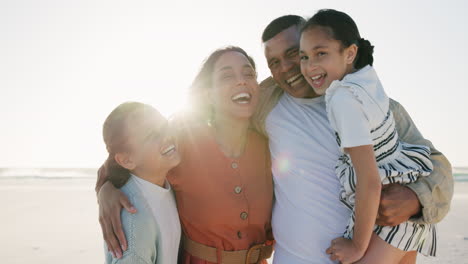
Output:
[189,46,256,122]
[301,9,374,70]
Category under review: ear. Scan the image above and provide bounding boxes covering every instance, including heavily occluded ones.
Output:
[114,152,136,170]
[344,44,358,65]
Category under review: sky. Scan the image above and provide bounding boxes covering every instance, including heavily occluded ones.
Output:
[1,0,467,168]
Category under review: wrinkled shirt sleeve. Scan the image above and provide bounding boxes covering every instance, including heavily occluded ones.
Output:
[390,99,454,224]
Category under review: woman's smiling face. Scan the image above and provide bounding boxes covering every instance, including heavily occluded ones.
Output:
[209,51,259,120]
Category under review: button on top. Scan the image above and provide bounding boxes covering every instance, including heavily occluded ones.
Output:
[237,231,242,239]
[234,186,242,194]
[240,211,248,220]
[231,162,238,169]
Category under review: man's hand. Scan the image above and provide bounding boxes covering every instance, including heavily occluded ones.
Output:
[98,181,137,258]
[376,184,421,226]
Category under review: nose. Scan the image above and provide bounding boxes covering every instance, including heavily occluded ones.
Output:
[303,58,318,74]
[279,59,294,73]
[236,74,248,86]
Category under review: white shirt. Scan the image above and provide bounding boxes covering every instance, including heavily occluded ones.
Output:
[266,93,350,264]
[133,175,181,264]
[326,65,390,150]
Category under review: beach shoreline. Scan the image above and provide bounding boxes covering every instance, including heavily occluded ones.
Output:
[1,178,466,264]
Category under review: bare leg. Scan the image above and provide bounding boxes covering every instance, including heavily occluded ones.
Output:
[355,233,406,264]
[398,251,417,264]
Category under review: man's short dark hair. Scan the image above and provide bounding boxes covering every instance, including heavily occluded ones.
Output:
[262,15,306,43]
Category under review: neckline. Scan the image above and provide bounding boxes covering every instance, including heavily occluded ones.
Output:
[207,123,251,161]
[131,174,171,192]
[285,92,325,105]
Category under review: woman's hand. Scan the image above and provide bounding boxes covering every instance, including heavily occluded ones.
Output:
[98,181,137,259]
[326,237,365,264]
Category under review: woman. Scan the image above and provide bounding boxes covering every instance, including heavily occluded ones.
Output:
[96,46,274,264]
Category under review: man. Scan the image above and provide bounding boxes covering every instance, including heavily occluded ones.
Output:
[254,15,453,263]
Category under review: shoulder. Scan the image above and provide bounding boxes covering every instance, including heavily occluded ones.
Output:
[326,85,362,114]
[389,98,402,112]
[259,76,277,90]
[388,98,412,125]
[327,85,355,103]
[246,129,270,163]
[120,179,159,244]
[167,119,212,157]
[111,180,158,264]
[252,77,284,137]
[170,113,207,139]
[120,177,147,206]
[326,66,379,104]
[248,129,268,147]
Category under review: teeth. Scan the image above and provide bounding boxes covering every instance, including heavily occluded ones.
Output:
[161,144,175,155]
[286,74,302,84]
[311,74,323,80]
[231,92,251,101]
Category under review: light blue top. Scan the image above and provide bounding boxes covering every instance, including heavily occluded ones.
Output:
[104,175,179,264]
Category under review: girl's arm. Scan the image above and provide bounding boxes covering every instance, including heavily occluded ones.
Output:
[324,88,381,263]
[327,145,381,264]
[347,145,382,255]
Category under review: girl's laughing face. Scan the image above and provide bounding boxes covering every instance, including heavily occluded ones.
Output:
[299,26,357,95]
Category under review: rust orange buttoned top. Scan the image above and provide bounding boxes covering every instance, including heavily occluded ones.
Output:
[168,122,273,264]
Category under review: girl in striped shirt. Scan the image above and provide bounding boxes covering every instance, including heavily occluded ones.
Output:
[299,9,436,264]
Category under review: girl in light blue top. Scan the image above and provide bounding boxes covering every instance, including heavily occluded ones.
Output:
[101,102,181,264]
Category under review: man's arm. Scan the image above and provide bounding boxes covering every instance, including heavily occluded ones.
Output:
[387,99,453,224]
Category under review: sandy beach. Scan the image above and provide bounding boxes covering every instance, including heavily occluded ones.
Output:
[1,178,466,264]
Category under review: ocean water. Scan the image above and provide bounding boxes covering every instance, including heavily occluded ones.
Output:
[0,167,467,181]
[0,168,97,179]
[452,167,468,182]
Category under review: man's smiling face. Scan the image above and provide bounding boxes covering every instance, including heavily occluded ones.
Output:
[264,25,318,98]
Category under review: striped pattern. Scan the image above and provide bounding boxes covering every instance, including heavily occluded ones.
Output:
[336,109,437,256]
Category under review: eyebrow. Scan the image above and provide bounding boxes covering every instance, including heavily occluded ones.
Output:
[267,46,299,64]
[285,46,299,54]
[300,45,329,53]
[312,45,328,50]
[218,64,253,72]
[313,45,328,50]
